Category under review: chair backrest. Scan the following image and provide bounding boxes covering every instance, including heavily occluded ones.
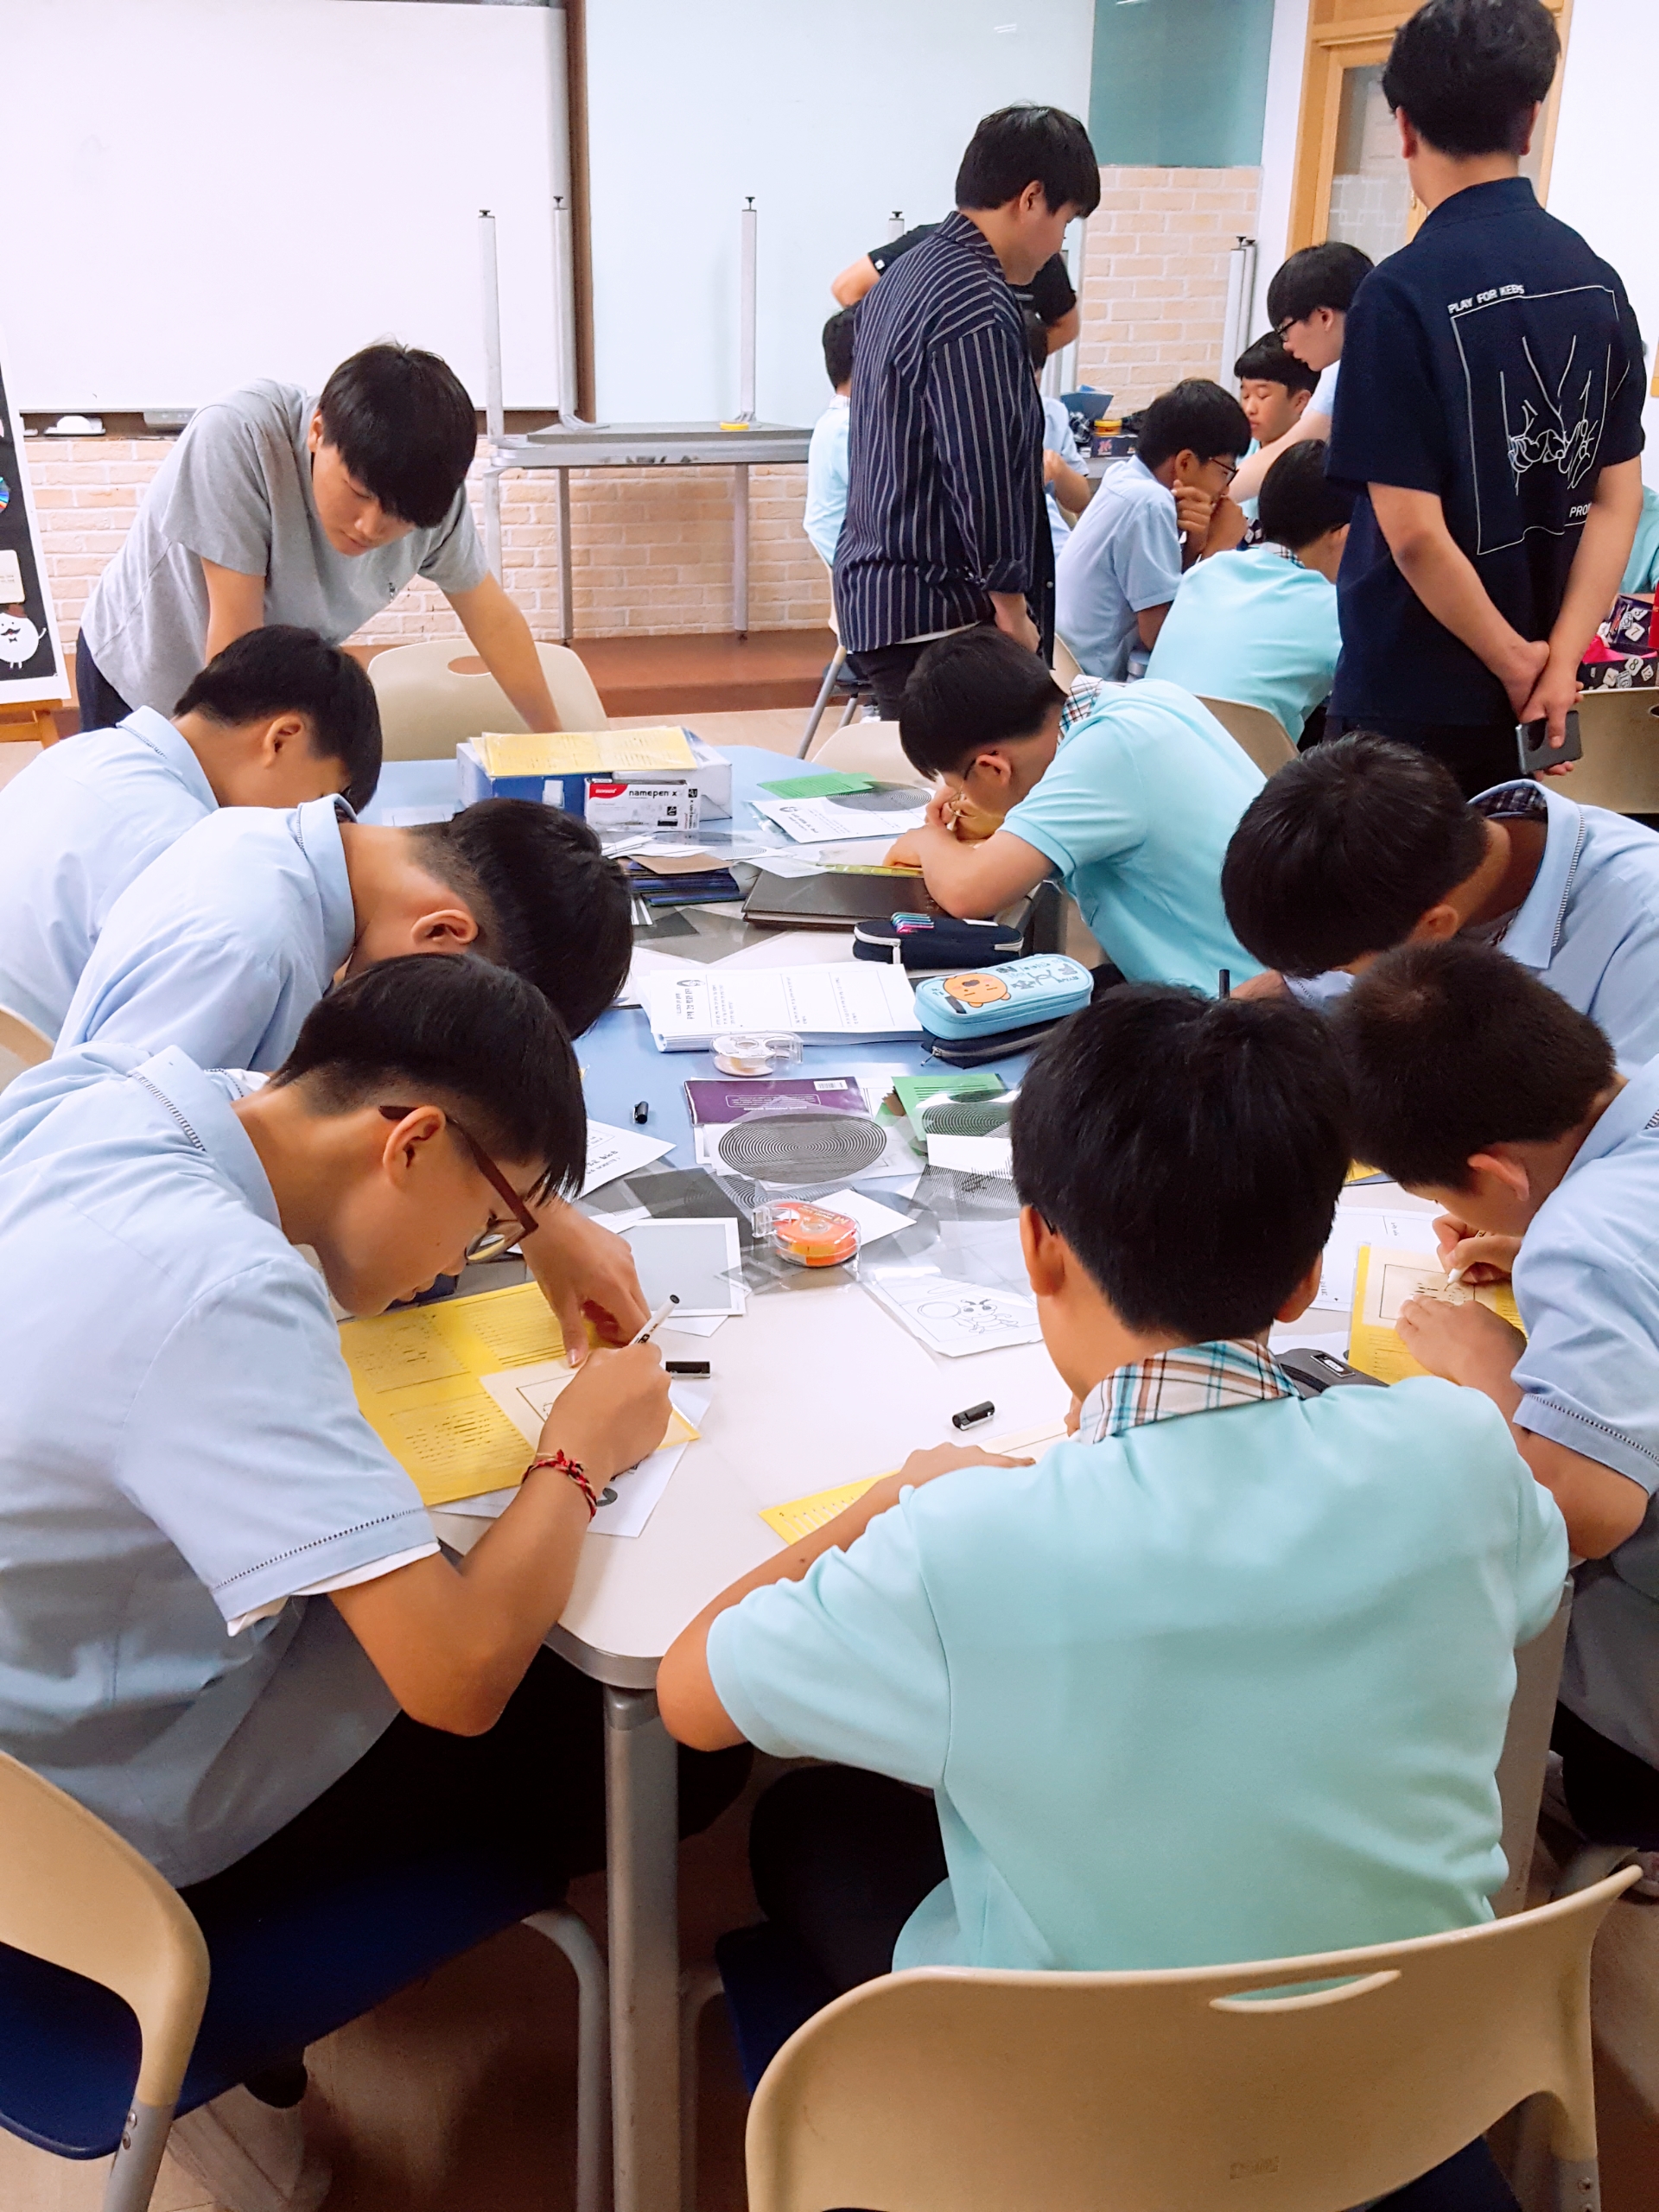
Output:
[1494,1580,1572,1916]
[804,720,924,786]
[1562,688,1659,814]
[1052,634,1082,688]
[747,1869,1636,2212]
[0,1751,207,2109]
[0,1007,52,1098]
[1196,694,1298,777]
[367,639,609,760]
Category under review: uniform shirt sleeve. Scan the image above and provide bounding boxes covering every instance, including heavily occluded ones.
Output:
[1114,489,1183,613]
[1511,1245,1659,1494]
[118,1260,435,1626]
[1326,276,1448,495]
[156,404,276,578]
[924,325,1038,594]
[416,491,490,596]
[1001,720,1144,877]
[706,1497,950,1786]
[60,922,293,1072]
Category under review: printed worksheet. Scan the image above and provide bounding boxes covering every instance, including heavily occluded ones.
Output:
[863,1270,1043,1357]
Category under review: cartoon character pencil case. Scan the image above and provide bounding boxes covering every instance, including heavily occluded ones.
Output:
[912,954,1094,1040]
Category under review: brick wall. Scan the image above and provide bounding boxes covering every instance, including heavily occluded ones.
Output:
[29,437,830,665]
[1075,165,1263,413]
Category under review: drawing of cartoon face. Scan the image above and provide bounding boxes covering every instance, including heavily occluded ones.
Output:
[942,972,1010,1014]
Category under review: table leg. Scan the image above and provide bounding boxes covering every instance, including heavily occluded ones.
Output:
[605,1684,681,2212]
[557,466,575,643]
[733,465,750,638]
[484,464,504,584]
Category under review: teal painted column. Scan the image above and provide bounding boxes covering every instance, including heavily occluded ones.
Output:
[1090,0,1274,167]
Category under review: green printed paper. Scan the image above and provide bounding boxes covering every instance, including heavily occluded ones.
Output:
[760,771,876,798]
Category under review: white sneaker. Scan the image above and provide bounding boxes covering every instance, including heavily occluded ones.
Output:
[166,2087,331,2212]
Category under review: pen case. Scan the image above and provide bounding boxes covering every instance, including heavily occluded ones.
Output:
[852,914,1024,969]
[913,954,1094,1040]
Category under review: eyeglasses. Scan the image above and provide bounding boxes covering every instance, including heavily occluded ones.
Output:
[378,1105,540,1262]
[1274,315,1301,340]
[1210,458,1240,486]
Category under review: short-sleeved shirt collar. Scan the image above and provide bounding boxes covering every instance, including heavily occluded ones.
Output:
[1418,176,1538,233]
[124,1045,282,1230]
[1472,779,1582,972]
[120,706,219,812]
[294,795,358,972]
[1078,1336,1298,1442]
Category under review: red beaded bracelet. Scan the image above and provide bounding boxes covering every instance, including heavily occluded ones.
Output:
[527,1449,601,1517]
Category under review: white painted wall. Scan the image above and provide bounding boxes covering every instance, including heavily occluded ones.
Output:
[2,0,568,411]
[1251,0,1311,339]
[582,0,1095,429]
[1545,0,1657,487]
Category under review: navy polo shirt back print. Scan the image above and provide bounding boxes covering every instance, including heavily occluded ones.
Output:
[1328,178,1646,728]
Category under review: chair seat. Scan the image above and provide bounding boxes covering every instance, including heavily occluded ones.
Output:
[0,1845,557,2158]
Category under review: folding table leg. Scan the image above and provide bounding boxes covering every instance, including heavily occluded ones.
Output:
[605,1686,682,2212]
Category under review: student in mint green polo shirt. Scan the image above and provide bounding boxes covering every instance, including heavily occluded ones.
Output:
[1147,440,1350,743]
[883,627,1261,993]
[659,984,1563,2209]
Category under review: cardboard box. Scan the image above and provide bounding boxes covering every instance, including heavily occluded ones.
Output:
[456,730,732,820]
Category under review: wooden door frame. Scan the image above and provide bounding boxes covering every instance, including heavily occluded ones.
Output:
[1285,0,1573,258]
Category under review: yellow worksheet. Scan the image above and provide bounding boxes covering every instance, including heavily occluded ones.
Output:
[760,1418,1068,1543]
[476,727,696,778]
[479,1359,697,1454]
[1347,1245,1524,1383]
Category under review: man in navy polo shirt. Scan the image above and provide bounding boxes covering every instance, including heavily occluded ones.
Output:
[1327,0,1646,798]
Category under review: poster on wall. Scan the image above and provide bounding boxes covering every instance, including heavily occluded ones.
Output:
[0,323,68,708]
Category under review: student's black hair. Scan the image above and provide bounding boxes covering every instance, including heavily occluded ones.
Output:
[408,799,631,1039]
[1332,940,1614,1193]
[954,105,1101,219]
[270,953,586,1201]
[1135,379,1251,471]
[1257,440,1357,550]
[1233,333,1320,397]
[1011,988,1351,1340]
[1265,242,1375,331]
[1024,309,1050,378]
[1382,0,1559,158]
[172,625,383,813]
[1221,734,1490,977]
[822,308,856,391]
[315,343,478,531]
[899,628,1065,780]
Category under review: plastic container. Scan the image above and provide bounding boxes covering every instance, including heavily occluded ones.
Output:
[754,1199,861,1268]
[711,1032,803,1077]
[913,954,1094,1042]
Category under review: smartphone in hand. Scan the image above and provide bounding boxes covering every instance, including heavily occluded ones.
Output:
[1517,708,1582,776]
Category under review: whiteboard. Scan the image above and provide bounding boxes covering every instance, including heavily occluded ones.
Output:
[2,0,569,411]
[585,0,1096,429]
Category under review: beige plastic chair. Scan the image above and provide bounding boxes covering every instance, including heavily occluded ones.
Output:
[1197,694,1299,776]
[0,1750,209,2212]
[367,639,608,760]
[1560,688,1659,814]
[747,1866,1637,2212]
[0,1005,52,1096]
[1052,632,1083,688]
[804,718,925,787]
[1494,1580,1572,1917]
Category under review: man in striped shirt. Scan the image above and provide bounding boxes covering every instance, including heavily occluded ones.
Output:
[834,106,1100,721]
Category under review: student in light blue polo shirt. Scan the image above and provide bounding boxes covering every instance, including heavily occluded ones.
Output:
[884,630,1261,994]
[1224,734,1659,1065]
[0,627,379,1043]
[58,787,632,1071]
[1054,379,1249,679]
[1335,941,1659,1872]
[658,987,1563,2212]
[803,310,854,569]
[1147,441,1349,741]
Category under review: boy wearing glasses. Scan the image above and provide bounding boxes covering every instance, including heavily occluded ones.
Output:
[1230,244,1373,507]
[55,792,646,1352]
[1054,380,1249,680]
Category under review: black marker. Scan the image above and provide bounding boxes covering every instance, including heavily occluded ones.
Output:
[951,1400,995,1431]
[1218,969,1230,1000]
[632,1100,651,1124]
[665,1359,711,1377]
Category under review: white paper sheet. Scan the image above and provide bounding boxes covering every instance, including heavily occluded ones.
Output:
[752,792,930,845]
[817,1188,914,1244]
[623,1217,746,1315]
[925,1133,1014,1178]
[1309,1206,1440,1314]
[582,1119,674,1196]
[863,1268,1043,1357]
[640,963,921,1050]
[467,1376,709,1539]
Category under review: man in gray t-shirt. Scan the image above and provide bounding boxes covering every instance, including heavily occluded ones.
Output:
[79,343,563,731]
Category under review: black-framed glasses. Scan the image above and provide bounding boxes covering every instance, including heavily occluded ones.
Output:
[378,1105,539,1261]
[1210,457,1240,486]
[1274,315,1300,340]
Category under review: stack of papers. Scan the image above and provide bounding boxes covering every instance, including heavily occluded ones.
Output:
[639,963,922,1051]
[477,727,696,777]
[752,789,931,845]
